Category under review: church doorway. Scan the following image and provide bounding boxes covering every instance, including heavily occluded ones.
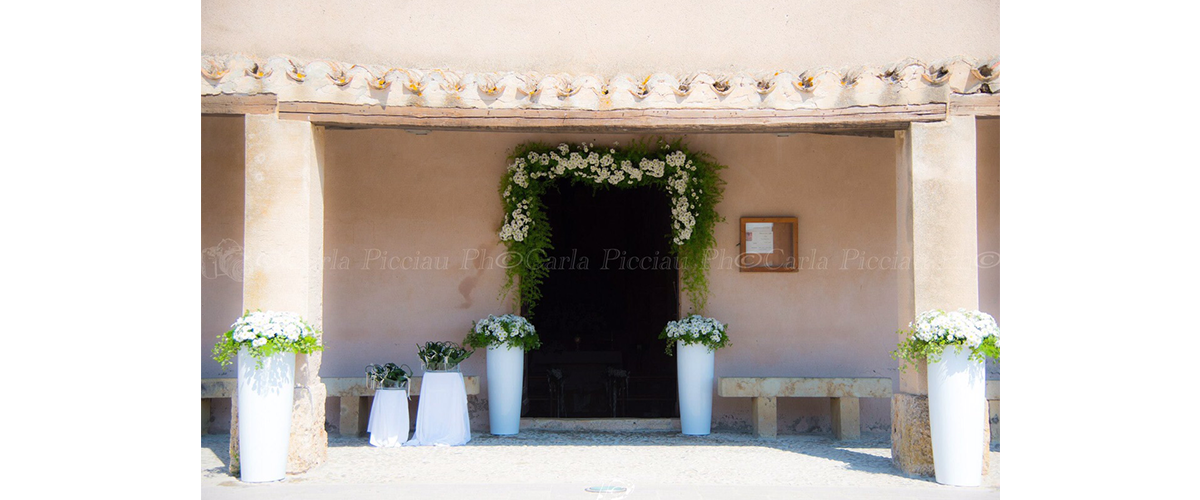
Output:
[523,182,680,418]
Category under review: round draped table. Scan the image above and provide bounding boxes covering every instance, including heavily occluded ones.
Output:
[366,388,410,447]
[405,371,471,446]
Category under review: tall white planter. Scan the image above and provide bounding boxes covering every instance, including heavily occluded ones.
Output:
[676,341,715,435]
[927,345,985,486]
[487,344,524,435]
[237,348,295,483]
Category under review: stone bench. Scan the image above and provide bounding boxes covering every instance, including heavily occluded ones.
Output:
[201,376,480,435]
[717,377,893,440]
[200,378,236,434]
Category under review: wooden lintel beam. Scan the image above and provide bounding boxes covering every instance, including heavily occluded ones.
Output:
[201,94,278,115]
[949,92,1000,117]
[810,130,897,139]
[276,101,947,133]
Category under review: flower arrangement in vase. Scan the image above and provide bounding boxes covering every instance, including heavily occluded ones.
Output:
[892,309,1000,367]
[892,308,1000,487]
[463,314,542,352]
[365,362,413,390]
[464,314,540,435]
[659,315,729,435]
[212,310,323,368]
[210,310,323,483]
[659,314,730,355]
[415,340,473,372]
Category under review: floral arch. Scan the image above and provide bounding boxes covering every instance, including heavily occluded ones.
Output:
[498,139,726,315]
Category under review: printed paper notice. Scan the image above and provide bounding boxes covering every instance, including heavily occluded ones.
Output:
[745,223,774,254]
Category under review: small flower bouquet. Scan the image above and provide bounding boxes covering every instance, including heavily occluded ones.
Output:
[416,340,473,372]
[892,308,1000,368]
[212,310,323,368]
[365,362,414,390]
[659,315,730,355]
[463,314,542,352]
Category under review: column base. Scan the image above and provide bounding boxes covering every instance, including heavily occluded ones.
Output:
[287,382,328,474]
[891,393,934,476]
[891,393,993,477]
[229,382,329,478]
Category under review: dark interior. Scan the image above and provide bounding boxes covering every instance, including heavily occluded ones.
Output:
[523,182,680,418]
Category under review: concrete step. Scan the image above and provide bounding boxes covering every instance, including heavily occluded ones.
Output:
[520,418,681,432]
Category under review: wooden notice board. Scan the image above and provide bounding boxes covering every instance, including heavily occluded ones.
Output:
[739,217,799,272]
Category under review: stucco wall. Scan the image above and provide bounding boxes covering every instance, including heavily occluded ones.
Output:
[201,117,1002,434]
[977,118,1000,378]
[200,115,244,433]
[317,129,905,433]
[201,0,998,74]
[201,116,244,372]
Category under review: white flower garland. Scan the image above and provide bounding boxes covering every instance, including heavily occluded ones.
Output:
[500,143,703,246]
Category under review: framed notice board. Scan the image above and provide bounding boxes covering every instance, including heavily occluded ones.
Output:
[739,217,799,272]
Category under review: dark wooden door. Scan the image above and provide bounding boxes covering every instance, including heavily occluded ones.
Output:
[524,182,679,418]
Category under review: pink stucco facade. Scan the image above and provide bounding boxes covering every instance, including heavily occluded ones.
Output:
[202,117,1000,434]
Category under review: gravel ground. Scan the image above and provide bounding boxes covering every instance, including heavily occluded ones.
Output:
[202,431,999,493]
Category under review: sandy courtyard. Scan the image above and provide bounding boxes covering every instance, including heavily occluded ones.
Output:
[201,431,999,499]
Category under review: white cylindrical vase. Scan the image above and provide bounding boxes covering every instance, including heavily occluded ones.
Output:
[237,348,296,483]
[676,341,715,435]
[487,344,524,435]
[927,344,986,486]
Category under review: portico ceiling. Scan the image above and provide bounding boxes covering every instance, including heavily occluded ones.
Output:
[201,54,998,132]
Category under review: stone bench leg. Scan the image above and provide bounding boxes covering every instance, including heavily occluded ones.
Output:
[339,396,364,436]
[751,396,777,438]
[830,397,860,440]
[201,398,211,435]
[988,400,1000,444]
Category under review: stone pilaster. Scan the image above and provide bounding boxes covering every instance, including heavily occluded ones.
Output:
[892,116,979,475]
[230,113,327,477]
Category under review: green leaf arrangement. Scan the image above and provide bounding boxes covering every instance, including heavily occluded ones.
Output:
[365,362,413,389]
[416,341,473,371]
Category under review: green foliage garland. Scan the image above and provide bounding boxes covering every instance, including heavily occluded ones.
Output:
[497,138,726,316]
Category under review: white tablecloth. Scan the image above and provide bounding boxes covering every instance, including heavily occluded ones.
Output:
[405,371,471,446]
[367,388,410,447]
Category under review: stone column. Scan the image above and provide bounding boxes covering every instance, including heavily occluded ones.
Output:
[892,115,979,476]
[230,113,327,476]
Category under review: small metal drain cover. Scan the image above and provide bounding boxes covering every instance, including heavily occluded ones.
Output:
[585,485,628,493]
